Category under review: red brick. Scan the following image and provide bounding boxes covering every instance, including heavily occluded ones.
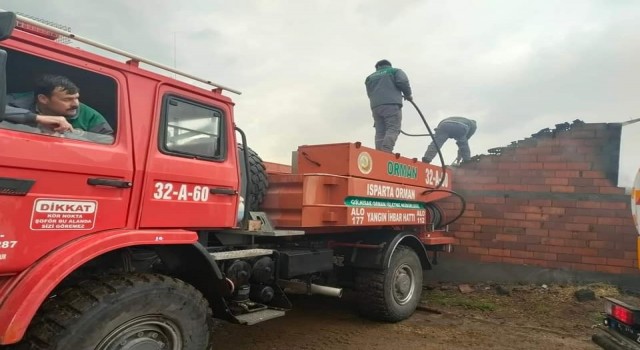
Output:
[482,197,506,205]
[537,154,567,162]
[565,223,590,232]
[498,177,522,185]
[564,239,588,248]
[533,252,557,261]
[576,201,601,209]
[504,212,526,220]
[541,238,565,246]
[582,256,607,264]
[489,248,511,257]
[573,216,598,224]
[505,198,528,206]
[582,171,605,179]
[517,235,542,244]
[510,250,534,259]
[474,218,498,226]
[480,255,503,263]
[504,184,529,191]
[463,210,482,218]
[543,162,568,170]
[502,242,527,251]
[624,251,637,260]
[521,162,544,170]
[527,185,551,192]
[520,206,542,213]
[615,225,638,235]
[503,227,526,234]
[566,162,592,170]
[598,217,628,225]
[569,130,596,138]
[459,239,481,247]
[495,234,519,242]
[552,200,577,208]
[593,179,614,187]
[549,246,575,254]
[459,225,481,232]
[572,247,598,256]
[474,232,496,240]
[572,231,598,240]
[574,186,600,194]
[551,185,575,193]
[541,207,565,215]
[596,265,624,274]
[498,163,522,170]
[527,244,550,252]
[526,213,549,221]
[575,146,598,154]
[600,187,625,195]
[468,247,489,255]
[569,178,595,186]
[545,178,569,186]
[555,170,580,178]
[519,221,542,229]
[456,218,476,225]
[607,258,635,268]
[529,199,552,206]
[598,249,624,258]
[483,184,507,191]
[557,254,582,263]
[549,230,573,239]
[525,228,549,237]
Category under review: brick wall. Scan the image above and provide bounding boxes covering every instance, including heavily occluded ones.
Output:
[441,120,639,275]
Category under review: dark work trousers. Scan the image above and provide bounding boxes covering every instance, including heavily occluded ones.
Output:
[372,104,402,153]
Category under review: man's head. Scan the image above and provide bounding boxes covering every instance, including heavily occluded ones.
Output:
[34,74,80,118]
[375,59,392,69]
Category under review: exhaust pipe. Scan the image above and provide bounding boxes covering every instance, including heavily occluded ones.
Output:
[279,280,343,298]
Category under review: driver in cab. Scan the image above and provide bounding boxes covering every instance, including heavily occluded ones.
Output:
[3,74,114,140]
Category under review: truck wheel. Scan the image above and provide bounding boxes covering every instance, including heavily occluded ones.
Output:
[355,245,423,322]
[238,144,268,211]
[17,274,212,350]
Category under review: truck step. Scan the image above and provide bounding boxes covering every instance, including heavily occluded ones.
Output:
[235,309,286,325]
[210,249,273,260]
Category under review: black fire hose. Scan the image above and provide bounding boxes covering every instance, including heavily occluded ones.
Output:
[405,99,447,189]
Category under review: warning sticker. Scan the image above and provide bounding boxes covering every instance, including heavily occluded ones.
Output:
[30,199,98,231]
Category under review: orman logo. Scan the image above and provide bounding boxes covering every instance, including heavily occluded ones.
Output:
[357,152,373,174]
[387,161,417,179]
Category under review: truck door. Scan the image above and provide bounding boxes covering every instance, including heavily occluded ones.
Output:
[138,86,240,229]
[0,46,134,273]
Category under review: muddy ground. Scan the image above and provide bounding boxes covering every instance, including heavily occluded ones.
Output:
[214,282,638,350]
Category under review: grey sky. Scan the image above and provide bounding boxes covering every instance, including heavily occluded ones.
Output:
[4,0,640,186]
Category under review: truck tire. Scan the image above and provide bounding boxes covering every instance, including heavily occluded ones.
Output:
[15,273,213,350]
[355,245,423,322]
[238,144,268,211]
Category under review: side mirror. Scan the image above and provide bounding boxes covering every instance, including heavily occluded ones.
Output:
[0,11,16,41]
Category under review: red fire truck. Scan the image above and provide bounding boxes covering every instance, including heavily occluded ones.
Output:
[0,11,458,349]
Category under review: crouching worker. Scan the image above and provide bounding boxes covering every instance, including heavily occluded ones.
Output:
[422,116,477,164]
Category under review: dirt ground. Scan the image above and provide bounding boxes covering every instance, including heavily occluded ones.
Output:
[213,282,639,350]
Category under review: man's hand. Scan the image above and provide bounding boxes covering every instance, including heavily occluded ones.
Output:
[35,115,73,132]
[404,95,413,101]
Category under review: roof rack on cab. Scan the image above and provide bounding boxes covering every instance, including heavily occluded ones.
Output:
[7,10,242,95]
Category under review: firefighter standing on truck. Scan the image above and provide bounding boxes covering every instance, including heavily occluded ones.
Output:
[365,59,413,153]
